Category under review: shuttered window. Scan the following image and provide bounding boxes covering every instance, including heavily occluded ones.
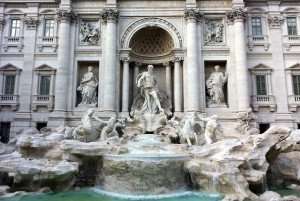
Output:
[39,75,51,95]
[4,75,15,95]
[256,75,267,95]
[292,75,300,95]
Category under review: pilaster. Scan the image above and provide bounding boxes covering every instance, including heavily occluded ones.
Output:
[49,6,74,126]
[268,14,288,113]
[184,8,202,112]
[227,7,250,111]
[101,8,119,112]
[15,3,39,130]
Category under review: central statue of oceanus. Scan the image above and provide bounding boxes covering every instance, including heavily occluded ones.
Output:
[129,64,172,133]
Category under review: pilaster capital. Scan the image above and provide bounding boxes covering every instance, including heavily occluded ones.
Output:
[174,56,184,62]
[268,15,284,29]
[57,9,74,23]
[101,8,119,23]
[120,56,130,62]
[226,7,247,23]
[24,16,39,30]
[184,8,202,22]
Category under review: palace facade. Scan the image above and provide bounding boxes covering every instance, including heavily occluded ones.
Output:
[0,0,300,141]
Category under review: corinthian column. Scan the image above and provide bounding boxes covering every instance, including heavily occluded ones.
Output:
[54,9,73,112]
[101,8,119,112]
[227,8,250,111]
[121,56,130,112]
[184,8,201,112]
[174,56,183,112]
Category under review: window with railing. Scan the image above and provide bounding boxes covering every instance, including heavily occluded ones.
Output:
[10,19,21,37]
[38,75,51,95]
[251,17,263,36]
[3,75,15,95]
[292,75,300,95]
[44,19,55,38]
[287,17,298,36]
[256,75,267,96]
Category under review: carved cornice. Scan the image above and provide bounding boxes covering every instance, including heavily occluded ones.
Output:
[226,8,247,22]
[184,8,202,22]
[101,8,119,23]
[56,9,74,23]
[24,16,39,29]
[268,15,284,29]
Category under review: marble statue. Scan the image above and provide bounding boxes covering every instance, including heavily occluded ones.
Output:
[178,113,200,146]
[204,20,224,45]
[100,117,124,141]
[136,64,164,114]
[80,22,100,45]
[236,108,259,135]
[206,65,228,105]
[72,109,106,142]
[199,115,221,144]
[77,66,98,106]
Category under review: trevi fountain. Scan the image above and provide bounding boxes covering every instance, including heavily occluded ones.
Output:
[1,65,300,201]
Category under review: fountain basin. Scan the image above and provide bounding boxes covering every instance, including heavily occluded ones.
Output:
[101,134,191,195]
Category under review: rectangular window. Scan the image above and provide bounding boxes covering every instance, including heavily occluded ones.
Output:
[0,122,11,144]
[44,19,55,37]
[39,75,51,95]
[292,75,300,95]
[4,75,15,95]
[10,19,21,37]
[251,17,263,36]
[287,17,298,36]
[256,75,267,95]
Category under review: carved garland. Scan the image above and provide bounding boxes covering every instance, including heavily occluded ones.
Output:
[121,18,183,48]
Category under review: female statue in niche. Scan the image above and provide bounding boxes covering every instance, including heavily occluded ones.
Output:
[77,66,98,106]
[206,65,228,105]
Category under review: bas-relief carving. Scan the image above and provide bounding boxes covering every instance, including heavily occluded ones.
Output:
[204,19,224,45]
[206,65,228,106]
[79,21,100,45]
[77,66,98,106]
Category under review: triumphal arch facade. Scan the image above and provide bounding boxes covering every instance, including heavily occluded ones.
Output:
[1,0,300,139]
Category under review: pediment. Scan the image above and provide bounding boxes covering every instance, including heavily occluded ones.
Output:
[0,64,22,72]
[286,63,300,70]
[250,63,272,71]
[34,64,56,72]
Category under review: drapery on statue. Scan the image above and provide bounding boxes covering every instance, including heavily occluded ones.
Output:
[206,65,228,105]
[136,64,164,114]
[77,66,98,106]
[130,64,172,118]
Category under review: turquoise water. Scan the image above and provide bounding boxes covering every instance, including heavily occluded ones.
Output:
[0,188,222,201]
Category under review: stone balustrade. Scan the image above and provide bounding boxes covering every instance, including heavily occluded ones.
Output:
[288,95,300,112]
[251,95,276,112]
[37,36,58,52]
[0,95,19,111]
[3,36,24,52]
[32,95,55,111]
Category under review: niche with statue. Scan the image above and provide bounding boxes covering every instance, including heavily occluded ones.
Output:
[76,61,99,107]
[205,61,228,107]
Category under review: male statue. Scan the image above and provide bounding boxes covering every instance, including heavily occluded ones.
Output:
[136,64,164,114]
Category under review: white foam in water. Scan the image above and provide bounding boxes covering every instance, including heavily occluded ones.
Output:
[92,187,221,200]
